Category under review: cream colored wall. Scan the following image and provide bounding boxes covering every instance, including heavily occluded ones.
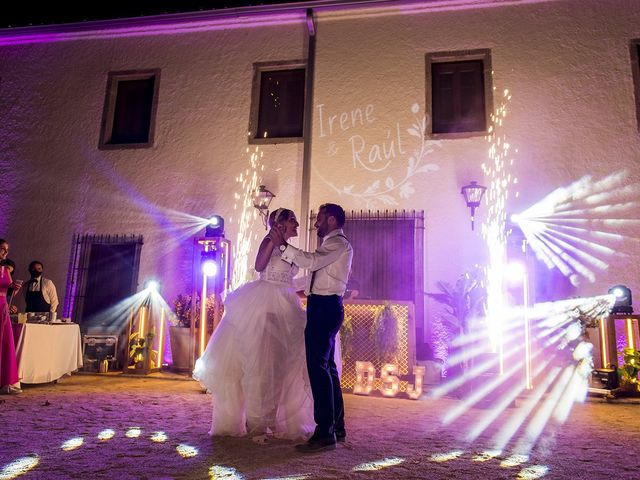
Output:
[310,0,640,341]
[0,22,308,310]
[1,0,640,344]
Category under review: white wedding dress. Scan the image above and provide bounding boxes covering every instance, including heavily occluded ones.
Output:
[193,248,315,440]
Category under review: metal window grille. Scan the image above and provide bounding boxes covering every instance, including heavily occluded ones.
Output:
[63,233,143,325]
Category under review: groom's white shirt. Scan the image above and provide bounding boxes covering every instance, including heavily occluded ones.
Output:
[281,228,352,297]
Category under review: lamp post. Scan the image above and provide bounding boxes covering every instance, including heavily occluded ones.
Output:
[461,181,487,231]
[253,185,275,230]
[187,217,232,370]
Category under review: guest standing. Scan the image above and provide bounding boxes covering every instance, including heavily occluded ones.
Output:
[0,258,18,313]
[24,260,58,314]
[0,239,22,394]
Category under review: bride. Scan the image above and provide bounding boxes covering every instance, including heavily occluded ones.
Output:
[193,208,315,441]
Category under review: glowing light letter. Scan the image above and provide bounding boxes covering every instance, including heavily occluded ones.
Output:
[405,365,426,400]
[353,361,375,395]
[380,363,400,397]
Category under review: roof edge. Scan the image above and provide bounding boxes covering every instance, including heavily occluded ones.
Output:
[0,0,555,45]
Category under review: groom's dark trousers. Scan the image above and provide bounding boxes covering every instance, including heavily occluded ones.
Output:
[305,293,345,438]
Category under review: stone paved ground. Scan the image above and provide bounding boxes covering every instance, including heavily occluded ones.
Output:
[0,374,638,479]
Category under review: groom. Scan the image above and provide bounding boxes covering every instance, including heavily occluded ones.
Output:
[271,203,353,452]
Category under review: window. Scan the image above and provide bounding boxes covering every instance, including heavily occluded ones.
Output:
[99,70,160,149]
[249,62,306,143]
[64,234,143,329]
[426,49,492,137]
[631,40,640,132]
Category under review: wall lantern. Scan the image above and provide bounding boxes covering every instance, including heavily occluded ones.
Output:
[461,181,487,231]
[253,185,276,230]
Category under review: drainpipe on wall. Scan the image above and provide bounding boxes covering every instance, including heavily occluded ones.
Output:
[301,8,316,249]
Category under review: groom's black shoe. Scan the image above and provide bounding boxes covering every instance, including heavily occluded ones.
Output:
[295,434,337,453]
[335,429,346,443]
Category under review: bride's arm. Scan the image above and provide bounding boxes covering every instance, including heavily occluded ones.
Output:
[254,236,275,272]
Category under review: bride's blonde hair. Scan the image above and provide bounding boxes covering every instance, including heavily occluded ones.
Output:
[268,208,293,228]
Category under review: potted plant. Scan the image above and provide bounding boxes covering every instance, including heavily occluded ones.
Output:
[169,293,196,372]
[370,302,399,365]
[127,331,156,371]
[427,269,486,378]
[339,313,354,363]
[618,347,640,395]
[169,293,221,372]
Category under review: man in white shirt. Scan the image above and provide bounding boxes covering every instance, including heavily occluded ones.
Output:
[24,260,59,313]
[273,203,353,453]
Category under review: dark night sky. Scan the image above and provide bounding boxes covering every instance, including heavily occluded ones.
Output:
[1,1,311,28]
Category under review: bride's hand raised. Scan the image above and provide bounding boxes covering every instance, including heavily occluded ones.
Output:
[268,226,285,245]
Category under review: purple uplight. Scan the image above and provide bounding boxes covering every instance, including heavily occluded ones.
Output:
[202,260,218,277]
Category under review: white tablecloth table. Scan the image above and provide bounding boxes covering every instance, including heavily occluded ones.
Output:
[12,323,84,384]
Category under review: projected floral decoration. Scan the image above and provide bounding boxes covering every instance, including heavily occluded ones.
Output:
[318,104,441,207]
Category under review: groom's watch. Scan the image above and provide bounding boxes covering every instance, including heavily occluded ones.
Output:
[279,244,287,253]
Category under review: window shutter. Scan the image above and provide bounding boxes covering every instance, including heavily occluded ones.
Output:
[111,78,155,144]
[257,68,305,139]
[432,60,485,134]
